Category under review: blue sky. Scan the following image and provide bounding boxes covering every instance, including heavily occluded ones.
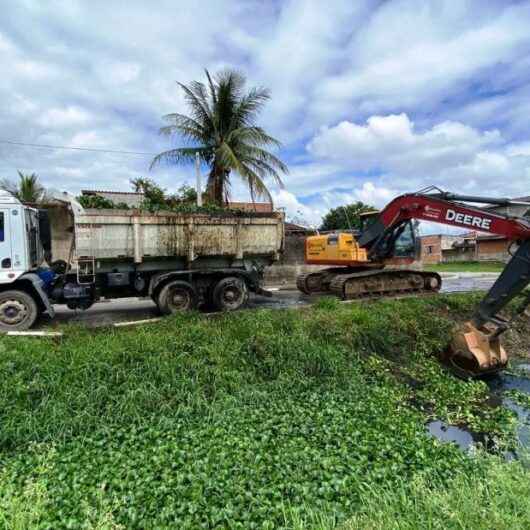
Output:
[1,0,530,227]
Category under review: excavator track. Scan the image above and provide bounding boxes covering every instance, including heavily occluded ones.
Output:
[297,268,338,294]
[296,272,323,295]
[329,269,442,300]
[296,267,377,295]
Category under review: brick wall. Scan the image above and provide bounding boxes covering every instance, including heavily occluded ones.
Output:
[420,235,442,264]
[442,247,476,262]
[477,239,511,262]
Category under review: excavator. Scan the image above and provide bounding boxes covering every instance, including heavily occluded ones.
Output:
[297,187,530,376]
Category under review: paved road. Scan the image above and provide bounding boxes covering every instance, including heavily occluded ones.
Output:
[39,273,500,329]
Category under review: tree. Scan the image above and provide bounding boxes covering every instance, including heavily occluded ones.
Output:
[151,69,287,206]
[130,177,198,210]
[320,202,377,231]
[131,177,167,209]
[77,194,123,209]
[0,171,46,203]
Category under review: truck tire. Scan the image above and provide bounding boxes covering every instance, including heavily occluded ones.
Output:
[211,277,249,311]
[0,290,39,332]
[157,280,197,315]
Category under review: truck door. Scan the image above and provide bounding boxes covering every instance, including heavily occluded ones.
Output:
[0,209,13,271]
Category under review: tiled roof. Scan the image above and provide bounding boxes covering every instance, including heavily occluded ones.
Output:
[227,201,273,213]
[81,190,144,196]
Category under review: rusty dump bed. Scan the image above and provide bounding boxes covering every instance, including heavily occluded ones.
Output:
[47,206,284,266]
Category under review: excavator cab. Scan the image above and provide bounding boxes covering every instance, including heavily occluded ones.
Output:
[360,215,420,264]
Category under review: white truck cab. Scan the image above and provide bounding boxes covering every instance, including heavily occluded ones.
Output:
[0,190,44,284]
[0,190,53,330]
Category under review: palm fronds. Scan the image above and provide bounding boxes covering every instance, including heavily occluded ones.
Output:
[152,69,288,205]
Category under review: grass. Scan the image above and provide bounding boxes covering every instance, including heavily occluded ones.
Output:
[424,261,505,273]
[286,457,530,530]
[0,294,528,528]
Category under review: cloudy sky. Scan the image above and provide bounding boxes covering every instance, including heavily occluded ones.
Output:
[1,0,530,227]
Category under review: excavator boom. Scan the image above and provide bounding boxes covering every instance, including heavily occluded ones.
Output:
[359,189,530,376]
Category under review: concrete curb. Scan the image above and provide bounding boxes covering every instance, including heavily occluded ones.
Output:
[113,318,162,327]
[439,272,501,280]
[7,331,63,337]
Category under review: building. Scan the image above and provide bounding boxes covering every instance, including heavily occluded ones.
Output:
[420,235,442,264]
[81,190,144,208]
[420,233,476,264]
[476,195,530,262]
[475,235,512,262]
[420,233,478,264]
[439,233,477,262]
[485,196,530,218]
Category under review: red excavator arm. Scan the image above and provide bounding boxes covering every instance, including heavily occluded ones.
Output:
[359,188,530,376]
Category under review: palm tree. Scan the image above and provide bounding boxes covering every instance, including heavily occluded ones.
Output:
[0,171,46,203]
[151,69,287,205]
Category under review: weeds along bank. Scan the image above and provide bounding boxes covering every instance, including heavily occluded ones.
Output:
[0,294,529,529]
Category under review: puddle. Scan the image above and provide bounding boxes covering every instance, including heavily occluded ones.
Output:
[427,421,477,451]
[428,360,530,458]
[517,363,530,373]
[489,372,530,395]
[505,399,530,449]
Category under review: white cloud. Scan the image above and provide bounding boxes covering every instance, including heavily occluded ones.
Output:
[105,62,142,85]
[272,182,397,228]
[1,0,530,221]
[348,182,395,206]
[38,106,92,127]
[308,113,500,172]
[271,189,325,228]
[307,113,530,198]
[313,1,530,122]
[506,142,530,157]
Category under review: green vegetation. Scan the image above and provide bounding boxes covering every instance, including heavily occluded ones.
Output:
[77,178,259,216]
[151,69,287,205]
[0,171,46,203]
[424,261,505,273]
[286,458,530,530]
[77,194,130,210]
[0,294,528,528]
[130,177,199,212]
[320,202,377,231]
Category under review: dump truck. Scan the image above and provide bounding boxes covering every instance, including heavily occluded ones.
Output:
[0,190,284,331]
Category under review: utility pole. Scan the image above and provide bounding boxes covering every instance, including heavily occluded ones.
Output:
[195,152,202,207]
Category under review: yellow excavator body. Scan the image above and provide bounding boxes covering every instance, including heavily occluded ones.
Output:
[297,226,441,301]
[305,233,370,266]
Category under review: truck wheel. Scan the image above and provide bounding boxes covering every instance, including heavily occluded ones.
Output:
[0,290,39,332]
[212,277,249,311]
[157,281,197,315]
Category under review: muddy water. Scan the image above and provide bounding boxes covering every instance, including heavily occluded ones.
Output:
[427,360,530,457]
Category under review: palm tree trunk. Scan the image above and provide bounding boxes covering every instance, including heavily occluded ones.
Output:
[207,165,225,206]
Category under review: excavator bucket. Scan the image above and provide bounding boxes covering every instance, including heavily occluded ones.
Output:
[447,321,508,377]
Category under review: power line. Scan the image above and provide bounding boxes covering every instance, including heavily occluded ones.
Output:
[0,139,157,156]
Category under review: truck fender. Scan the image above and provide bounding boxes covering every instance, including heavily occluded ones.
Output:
[18,273,56,318]
[149,272,185,297]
